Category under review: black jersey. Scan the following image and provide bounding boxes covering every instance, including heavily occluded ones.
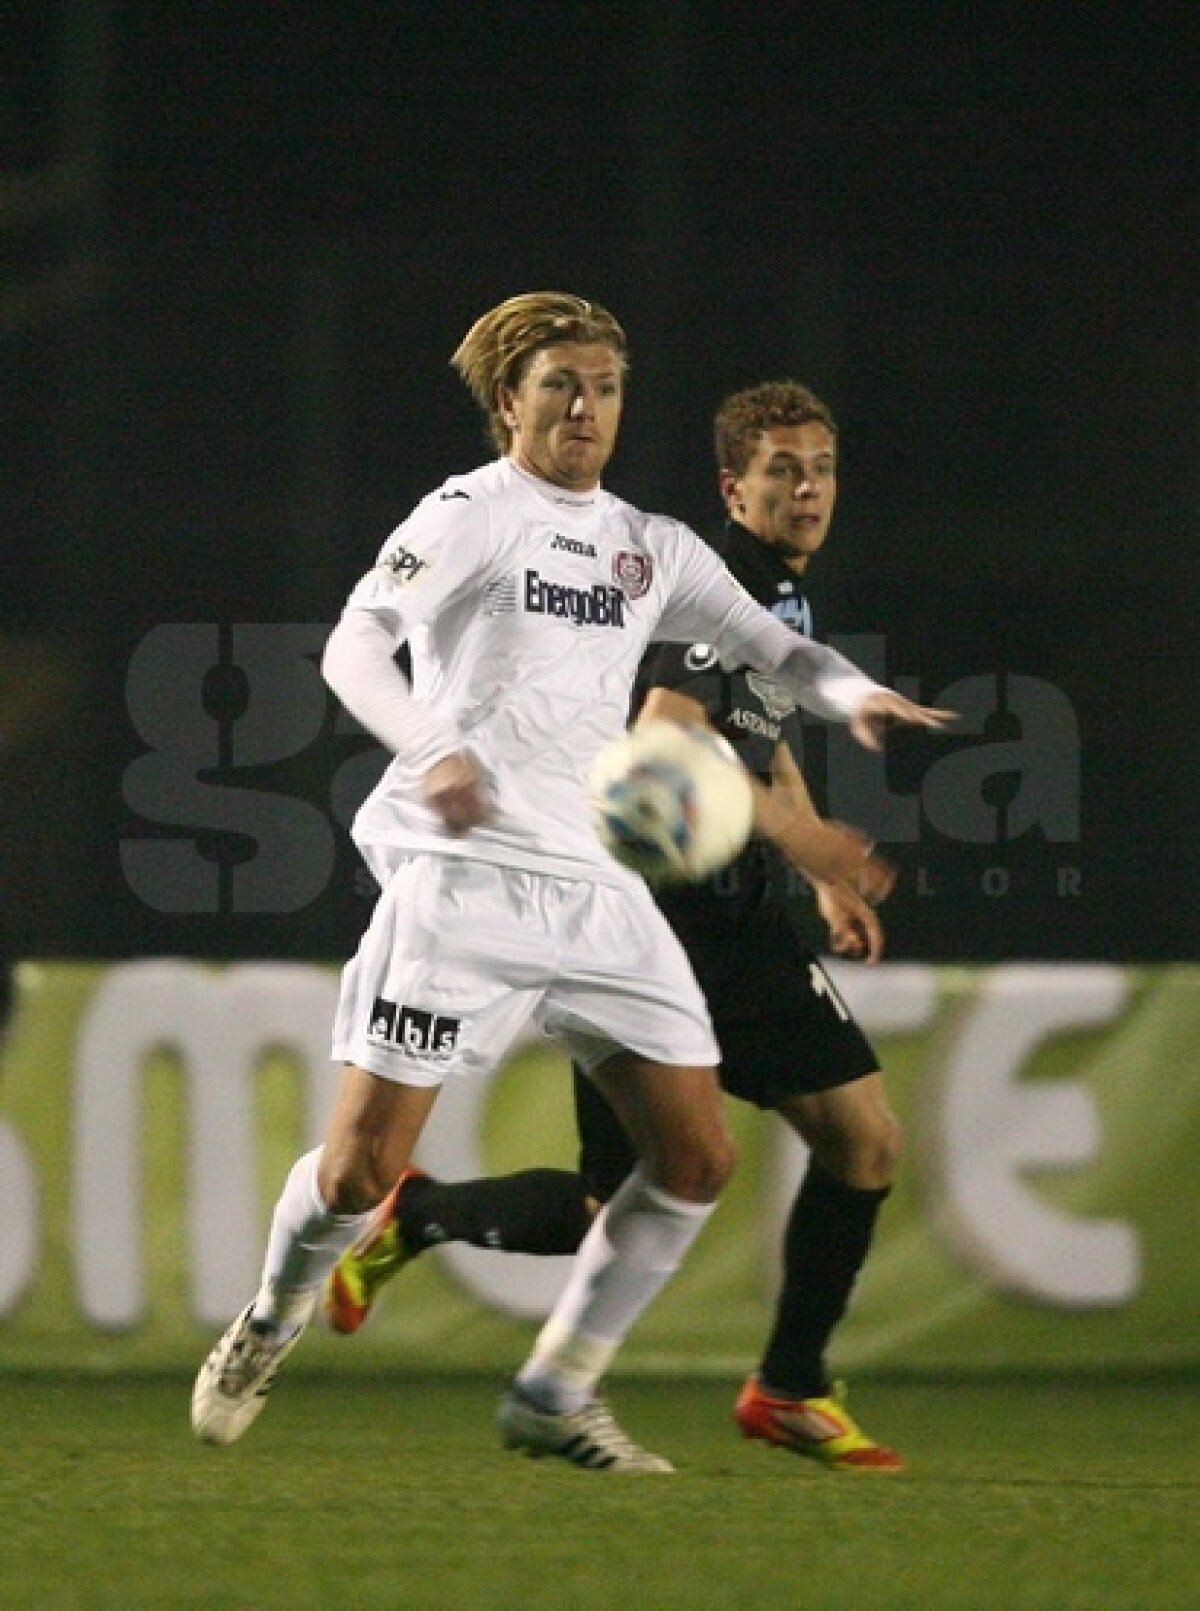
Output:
[632,519,814,925]
[574,521,878,1194]
[635,519,812,783]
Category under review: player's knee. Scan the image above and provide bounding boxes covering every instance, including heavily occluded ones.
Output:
[316,1150,393,1215]
[807,1108,903,1191]
[701,1130,738,1199]
[865,1112,904,1187]
[652,1131,736,1204]
[841,1113,903,1191]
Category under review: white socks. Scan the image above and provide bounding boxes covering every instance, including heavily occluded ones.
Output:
[250,1147,370,1334]
[246,1152,715,1394]
[515,1168,715,1413]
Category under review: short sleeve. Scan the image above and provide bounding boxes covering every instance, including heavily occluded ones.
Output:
[637,639,727,722]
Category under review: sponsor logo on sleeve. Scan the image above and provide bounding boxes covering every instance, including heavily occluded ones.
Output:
[379,545,431,585]
[684,642,719,673]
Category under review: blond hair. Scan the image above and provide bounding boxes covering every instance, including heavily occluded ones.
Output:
[451,292,629,453]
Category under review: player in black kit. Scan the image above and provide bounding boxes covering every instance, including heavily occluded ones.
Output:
[328,381,907,1470]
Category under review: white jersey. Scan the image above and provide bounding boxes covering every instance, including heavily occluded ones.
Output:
[332,457,880,886]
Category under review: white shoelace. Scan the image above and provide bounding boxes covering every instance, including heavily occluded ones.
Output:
[218,1321,282,1395]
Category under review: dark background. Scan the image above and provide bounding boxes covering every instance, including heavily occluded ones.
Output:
[2,0,1196,961]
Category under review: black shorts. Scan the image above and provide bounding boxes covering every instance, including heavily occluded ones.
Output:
[573,875,879,1200]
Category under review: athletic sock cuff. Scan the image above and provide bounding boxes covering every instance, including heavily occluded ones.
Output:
[633,1176,718,1223]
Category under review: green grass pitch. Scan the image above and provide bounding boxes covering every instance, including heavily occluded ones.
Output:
[0,1372,1196,1610]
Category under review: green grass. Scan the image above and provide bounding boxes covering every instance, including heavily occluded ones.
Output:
[0,1373,1196,1611]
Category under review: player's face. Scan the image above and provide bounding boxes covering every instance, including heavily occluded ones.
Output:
[722,422,837,575]
[499,342,624,491]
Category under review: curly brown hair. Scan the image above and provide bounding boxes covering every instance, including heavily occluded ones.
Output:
[713,380,837,477]
[451,292,629,454]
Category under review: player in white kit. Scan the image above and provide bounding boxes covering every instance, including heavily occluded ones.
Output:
[191,292,952,1472]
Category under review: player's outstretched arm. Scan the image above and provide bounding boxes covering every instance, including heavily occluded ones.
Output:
[686,569,957,745]
[849,689,956,752]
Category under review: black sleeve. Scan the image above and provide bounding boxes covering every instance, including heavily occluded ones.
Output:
[632,639,729,723]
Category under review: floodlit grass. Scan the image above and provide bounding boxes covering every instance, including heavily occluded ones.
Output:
[0,1373,1196,1611]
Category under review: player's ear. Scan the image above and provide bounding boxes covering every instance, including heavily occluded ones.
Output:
[719,468,743,514]
[497,384,518,430]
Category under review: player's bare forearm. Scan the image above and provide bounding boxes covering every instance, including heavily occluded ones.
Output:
[761,742,895,897]
[755,791,885,888]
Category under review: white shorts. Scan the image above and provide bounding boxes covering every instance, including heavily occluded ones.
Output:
[331,853,719,1086]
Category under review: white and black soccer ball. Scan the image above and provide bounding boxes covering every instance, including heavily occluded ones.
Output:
[589,719,754,882]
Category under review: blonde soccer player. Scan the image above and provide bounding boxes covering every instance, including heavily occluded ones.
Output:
[192,293,951,1472]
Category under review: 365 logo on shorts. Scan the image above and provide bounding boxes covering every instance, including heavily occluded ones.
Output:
[368,997,462,1058]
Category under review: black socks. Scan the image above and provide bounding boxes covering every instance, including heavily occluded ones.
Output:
[397,1169,594,1257]
[758,1159,890,1400]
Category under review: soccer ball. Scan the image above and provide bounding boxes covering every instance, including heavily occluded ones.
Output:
[589,719,754,882]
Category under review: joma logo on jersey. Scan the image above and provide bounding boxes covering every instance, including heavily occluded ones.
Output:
[381,546,430,585]
[368,998,462,1057]
[549,534,598,557]
[524,570,627,628]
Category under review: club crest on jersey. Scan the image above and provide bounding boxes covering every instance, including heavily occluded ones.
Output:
[746,671,797,722]
[613,551,653,600]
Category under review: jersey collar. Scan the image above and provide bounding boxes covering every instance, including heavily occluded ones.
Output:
[716,519,804,608]
[504,456,602,510]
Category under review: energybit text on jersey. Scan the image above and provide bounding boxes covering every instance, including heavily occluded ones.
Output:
[524,570,627,627]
